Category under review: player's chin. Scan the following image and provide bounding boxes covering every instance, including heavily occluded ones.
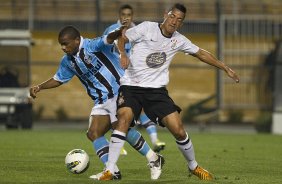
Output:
[167,27,176,34]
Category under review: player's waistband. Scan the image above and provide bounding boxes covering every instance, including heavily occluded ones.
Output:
[120,85,167,92]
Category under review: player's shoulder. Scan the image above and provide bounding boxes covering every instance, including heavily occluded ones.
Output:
[60,55,72,67]
[173,31,184,38]
[83,37,98,44]
[81,38,92,47]
[137,21,159,32]
[107,23,120,30]
[104,23,120,34]
[173,31,191,42]
[140,21,158,27]
[61,54,70,61]
[85,37,104,46]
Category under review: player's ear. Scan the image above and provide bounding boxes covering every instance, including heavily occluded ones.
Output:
[75,36,80,44]
[163,10,168,19]
[179,22,184,28]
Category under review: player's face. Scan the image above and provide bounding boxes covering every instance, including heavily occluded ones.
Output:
[119,8,133,27]
[58,34,80,56]
[161,9,185,37]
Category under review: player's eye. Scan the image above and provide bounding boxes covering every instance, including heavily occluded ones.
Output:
[64,42,71,47]
[177,18,183,22]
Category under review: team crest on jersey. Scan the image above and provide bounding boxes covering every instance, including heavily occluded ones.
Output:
[70,62,75,68]
[171,39,178,49]
[118,92,125,106]
[84,55,92,64]
[146,52,166,68]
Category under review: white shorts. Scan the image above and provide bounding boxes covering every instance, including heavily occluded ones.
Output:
[90,96,118,123]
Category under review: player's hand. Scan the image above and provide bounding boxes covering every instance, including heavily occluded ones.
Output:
[114,25,127,38]
[29,85,40,99]
[120,52,129,69]
[117,24,127,33]
[225,67,239,83]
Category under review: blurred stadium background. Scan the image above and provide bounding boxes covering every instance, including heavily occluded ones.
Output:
[0,0,281,132]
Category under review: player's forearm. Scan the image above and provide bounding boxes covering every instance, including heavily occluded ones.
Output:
[106,26,124,44]
[194,48,239,83]
[37,78,62,90]
[30,78,62,99]
[117,36,130,69]
[117,36,126,54]
[194,48,228,72]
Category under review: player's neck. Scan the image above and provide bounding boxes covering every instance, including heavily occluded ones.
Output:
[159,24,173,38]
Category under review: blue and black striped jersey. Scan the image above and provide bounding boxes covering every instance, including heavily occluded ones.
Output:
[54,36,124,105]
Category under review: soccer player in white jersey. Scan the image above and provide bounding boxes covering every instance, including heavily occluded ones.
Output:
[29,25,163,180]
[104,4,166,153]
[97,3,240,181]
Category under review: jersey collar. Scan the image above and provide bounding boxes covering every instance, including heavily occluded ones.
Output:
[74,36,84,57]
[79,36,84,50]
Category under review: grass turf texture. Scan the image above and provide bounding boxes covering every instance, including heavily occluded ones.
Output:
[0,128,281,184]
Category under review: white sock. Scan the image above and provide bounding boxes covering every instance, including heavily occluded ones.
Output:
[114,165,119,173]
[107,130,126,174]
[176,133,198,170]
[145,149,158,162]
[150,133,158,145]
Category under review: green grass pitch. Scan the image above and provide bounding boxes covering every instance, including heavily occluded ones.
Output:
[0,127,281,184]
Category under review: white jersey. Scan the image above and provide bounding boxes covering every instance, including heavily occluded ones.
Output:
[121,21,199,88]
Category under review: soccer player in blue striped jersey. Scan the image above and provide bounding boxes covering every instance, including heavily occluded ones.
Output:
[103,4,166,153]
[29,25,162,180]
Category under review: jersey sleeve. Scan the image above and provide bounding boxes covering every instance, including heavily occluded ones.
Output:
[53,56,74,83]
[125,21,148,43]
[87,36,111,52]
[103,24,119,35]
[180,36,199,55]
[103,27,111,35]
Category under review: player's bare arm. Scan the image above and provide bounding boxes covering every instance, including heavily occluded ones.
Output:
[106,25,126,44]
[117,36,129,69]
[30,78,62,99]
[192,48,240,83]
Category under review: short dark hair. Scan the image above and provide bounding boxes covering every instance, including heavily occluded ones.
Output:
[58,25,80,40]
[170,3,187,15]
[119,4,133,14]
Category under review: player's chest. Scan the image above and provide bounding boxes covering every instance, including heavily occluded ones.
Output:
[141,36,179,52]
[69,53,102,75]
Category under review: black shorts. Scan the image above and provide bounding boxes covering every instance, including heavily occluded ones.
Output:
[117,85,181,127]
